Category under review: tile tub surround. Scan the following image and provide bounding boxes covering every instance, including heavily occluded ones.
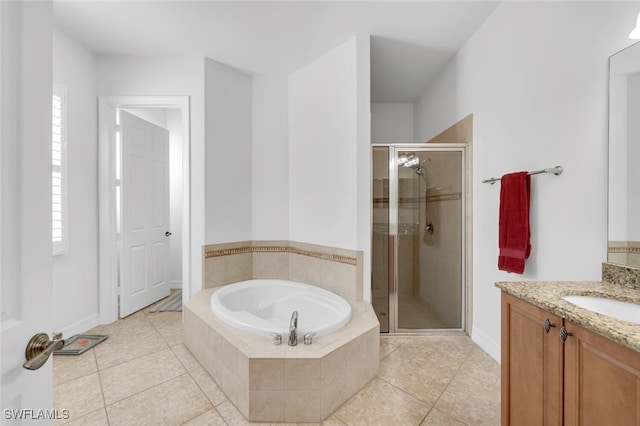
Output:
[184,287,380,423]
[203,240,364,301]
[495,280,640,353]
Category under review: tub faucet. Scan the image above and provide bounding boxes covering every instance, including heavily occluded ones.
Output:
[288,311,298,346]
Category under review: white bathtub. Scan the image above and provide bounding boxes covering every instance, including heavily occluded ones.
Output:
[210,279,352,336]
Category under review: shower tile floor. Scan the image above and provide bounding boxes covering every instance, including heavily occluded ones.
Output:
[53,300,500,426]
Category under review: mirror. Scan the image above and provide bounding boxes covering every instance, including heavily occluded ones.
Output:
[609,41,640,268]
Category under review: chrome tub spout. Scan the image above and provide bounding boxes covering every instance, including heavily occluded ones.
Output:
[288,311,298,346]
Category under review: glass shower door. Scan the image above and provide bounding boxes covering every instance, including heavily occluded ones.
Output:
[372,147,390,332]
[372,145,465,333]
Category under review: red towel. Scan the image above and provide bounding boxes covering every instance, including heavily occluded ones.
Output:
[498,172,531,274]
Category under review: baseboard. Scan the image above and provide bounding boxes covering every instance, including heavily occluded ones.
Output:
[471,324,500,363]
[170,280,182,290]
[59,313,100,338]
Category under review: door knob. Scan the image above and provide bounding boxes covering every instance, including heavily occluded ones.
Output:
[23,332,64,370]
[165,231,172,237]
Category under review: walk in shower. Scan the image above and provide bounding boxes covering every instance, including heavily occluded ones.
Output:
[372,145,466,333]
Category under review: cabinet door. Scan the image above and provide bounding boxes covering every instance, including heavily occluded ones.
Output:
[501,292,563,425]
[564,320,640,425]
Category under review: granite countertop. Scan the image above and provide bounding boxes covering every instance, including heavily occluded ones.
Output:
[496,280,640,353]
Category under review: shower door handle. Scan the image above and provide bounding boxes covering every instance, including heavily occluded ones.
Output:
[388,234,397,293]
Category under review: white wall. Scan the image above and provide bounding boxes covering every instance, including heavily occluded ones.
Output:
[53,29,100,335]
[98,56,205,296]
[355,34,372,302]
[413,2,638,360]
[252,75,289,240]
[289,37,360,249]
[204,58,253,243]
[289,35,371,300]
[414,61,459,143]
[371,103,414,143]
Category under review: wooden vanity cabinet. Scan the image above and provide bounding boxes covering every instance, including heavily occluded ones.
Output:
[563,320,640,425]
[502,292,640,425]
[501,293,563,425]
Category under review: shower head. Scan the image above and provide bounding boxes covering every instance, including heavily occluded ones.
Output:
[398,154,430,186]
[398,154,420,168]
[398,154,423,172]
[403,156,421,169]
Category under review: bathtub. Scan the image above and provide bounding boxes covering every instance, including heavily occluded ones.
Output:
[210,279,352,336]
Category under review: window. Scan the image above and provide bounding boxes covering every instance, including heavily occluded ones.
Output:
[52,82,68,255]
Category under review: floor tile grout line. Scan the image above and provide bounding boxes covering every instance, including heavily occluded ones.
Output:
[99,350,187,407]
[94,331,172,372]
[185,363,225,409]
[176,403,215,426]
[96,345,169,373]
[376,340,480,421]
[421,347,475,425]
[213,403,232,426]
[103,371,193,412]
[375,375,434,409]
[90,348,112,426]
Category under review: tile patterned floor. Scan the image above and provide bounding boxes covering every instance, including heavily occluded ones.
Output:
[53,301,500,426]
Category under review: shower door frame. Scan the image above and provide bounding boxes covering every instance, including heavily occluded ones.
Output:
[374,143,469,335]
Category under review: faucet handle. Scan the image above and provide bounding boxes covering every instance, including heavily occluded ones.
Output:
[269,332,282,346]
[303,333,316,345]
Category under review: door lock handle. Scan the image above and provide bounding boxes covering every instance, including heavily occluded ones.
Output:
[165,231,172,237]
[23,332,64,370]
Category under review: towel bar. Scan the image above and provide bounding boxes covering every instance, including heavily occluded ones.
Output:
[483,165,563,185]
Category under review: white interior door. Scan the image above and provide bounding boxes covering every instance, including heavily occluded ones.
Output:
[1,0,55,417]
[119,111,171,317]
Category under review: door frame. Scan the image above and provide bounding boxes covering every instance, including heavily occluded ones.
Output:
[98,96,190,323]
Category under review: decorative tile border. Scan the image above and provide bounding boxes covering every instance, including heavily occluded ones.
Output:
[204,245,357,266]
[608,246,640,254]
[204,246,254,258]
[372,192,462,205]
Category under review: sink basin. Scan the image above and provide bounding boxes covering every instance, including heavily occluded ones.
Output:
[562,295,640,324]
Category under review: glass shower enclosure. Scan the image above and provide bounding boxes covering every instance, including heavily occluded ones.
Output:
[372,145,466,333]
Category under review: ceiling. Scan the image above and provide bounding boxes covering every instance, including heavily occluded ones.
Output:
[54,1,499,103]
